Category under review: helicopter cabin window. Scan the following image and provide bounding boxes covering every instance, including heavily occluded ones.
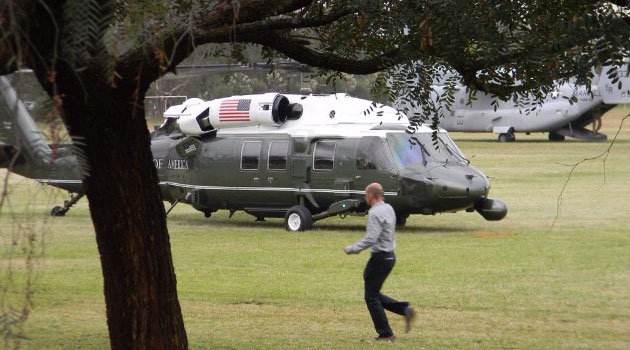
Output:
[356,137,392,171]
[241,141,262,170]
[313,141,336,170]
[268,141,289,170]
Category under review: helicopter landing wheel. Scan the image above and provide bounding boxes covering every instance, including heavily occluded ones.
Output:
[284,205,313,232]
[498,132,515,142]
[395,212,409,227]
[51,206,67,217]
[548,132,565,142]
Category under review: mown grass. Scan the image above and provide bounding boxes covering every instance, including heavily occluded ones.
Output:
[1,106,629,349]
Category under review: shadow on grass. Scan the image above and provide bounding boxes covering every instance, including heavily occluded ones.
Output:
[314,222,475,234]
[167,213,473,235]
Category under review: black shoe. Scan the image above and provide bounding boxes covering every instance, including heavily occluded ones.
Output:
[405,307,417,333]
[369,335,396,343]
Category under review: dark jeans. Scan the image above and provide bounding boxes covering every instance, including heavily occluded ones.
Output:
[363,251,409,337]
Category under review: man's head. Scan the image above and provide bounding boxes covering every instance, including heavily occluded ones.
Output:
[364,182,384,207]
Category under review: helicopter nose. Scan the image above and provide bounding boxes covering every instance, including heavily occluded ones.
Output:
[426,167,507,220]
[428,167,489,200]
[398,166,491,215]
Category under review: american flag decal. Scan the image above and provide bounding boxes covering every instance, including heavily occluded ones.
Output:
[219,99,251,121]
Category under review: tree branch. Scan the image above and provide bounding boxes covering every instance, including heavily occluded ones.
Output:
[248,32,405,75]
[0,1,20,75]
[227,4,359,33]
[114,2,370,84]
[549,113,630,233]
[0,46,17,75]
[201,0,313,28]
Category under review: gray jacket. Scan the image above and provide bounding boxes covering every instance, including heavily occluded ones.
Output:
[345,201,397,254]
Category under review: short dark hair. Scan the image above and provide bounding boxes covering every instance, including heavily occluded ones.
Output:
[366,183,384,198]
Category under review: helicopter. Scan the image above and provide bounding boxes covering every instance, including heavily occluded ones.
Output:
[395,64,630,142]
[1,75,507,231]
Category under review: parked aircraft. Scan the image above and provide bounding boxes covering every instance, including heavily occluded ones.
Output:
[395,65,630,142]
[1,75,507,230]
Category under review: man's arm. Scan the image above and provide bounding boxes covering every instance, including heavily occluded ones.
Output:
[344,214,382,254]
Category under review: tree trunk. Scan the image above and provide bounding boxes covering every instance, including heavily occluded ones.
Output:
[58,74,188,350]
[8,1,189,347]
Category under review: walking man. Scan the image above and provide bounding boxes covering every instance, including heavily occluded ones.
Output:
[344,182,416,342]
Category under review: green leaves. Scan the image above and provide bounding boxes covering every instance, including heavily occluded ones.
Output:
[62,0,113,65]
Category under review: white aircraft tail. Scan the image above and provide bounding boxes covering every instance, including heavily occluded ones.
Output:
[598,64,630,105]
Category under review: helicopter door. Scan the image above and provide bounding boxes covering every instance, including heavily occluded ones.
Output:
[352,136,397,196]
[197,137,237,209]
[261,139,292,205]
[308,140,339,208]
[332,139,356,200]
[236,139,264,207]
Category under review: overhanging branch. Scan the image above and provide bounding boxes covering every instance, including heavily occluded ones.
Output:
[247,32,404,75]
[228,4,359,33]
[116,2,383,83]
[202,0,313,28]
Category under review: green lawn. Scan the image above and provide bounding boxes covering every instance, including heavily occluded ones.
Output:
[1,106,629,349]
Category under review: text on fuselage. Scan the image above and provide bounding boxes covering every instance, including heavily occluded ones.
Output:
[153,158,189,170]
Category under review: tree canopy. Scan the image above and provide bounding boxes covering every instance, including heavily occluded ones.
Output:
[3,1,629,124]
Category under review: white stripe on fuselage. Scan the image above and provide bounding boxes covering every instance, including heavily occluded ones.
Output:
[159,181,397,196]
[35,179,398,196]
[36,179,82,184]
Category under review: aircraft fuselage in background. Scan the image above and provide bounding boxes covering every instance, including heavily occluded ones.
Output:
[396,64,630,142]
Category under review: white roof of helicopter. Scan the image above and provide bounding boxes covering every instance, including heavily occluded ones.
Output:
[213,93,439,137]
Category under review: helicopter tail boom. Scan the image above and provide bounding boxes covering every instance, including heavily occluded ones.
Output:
[1,75,85,215]
[0,76,56,176]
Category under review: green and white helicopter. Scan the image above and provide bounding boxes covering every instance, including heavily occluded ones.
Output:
[1,75,506,231]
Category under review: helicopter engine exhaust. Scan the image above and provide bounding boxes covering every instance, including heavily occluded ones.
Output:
[474,198,508,221]
[170,93,303,136]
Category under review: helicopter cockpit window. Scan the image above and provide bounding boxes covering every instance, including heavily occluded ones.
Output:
[268,141,289,170]
[356,137,392,171]
[313,141,336,170]
[430,133,468,164]
[387,133,427,167]
[387,133,467,167]
[241,141,262,170]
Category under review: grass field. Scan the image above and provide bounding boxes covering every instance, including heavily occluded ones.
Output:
[1,107,630,349]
